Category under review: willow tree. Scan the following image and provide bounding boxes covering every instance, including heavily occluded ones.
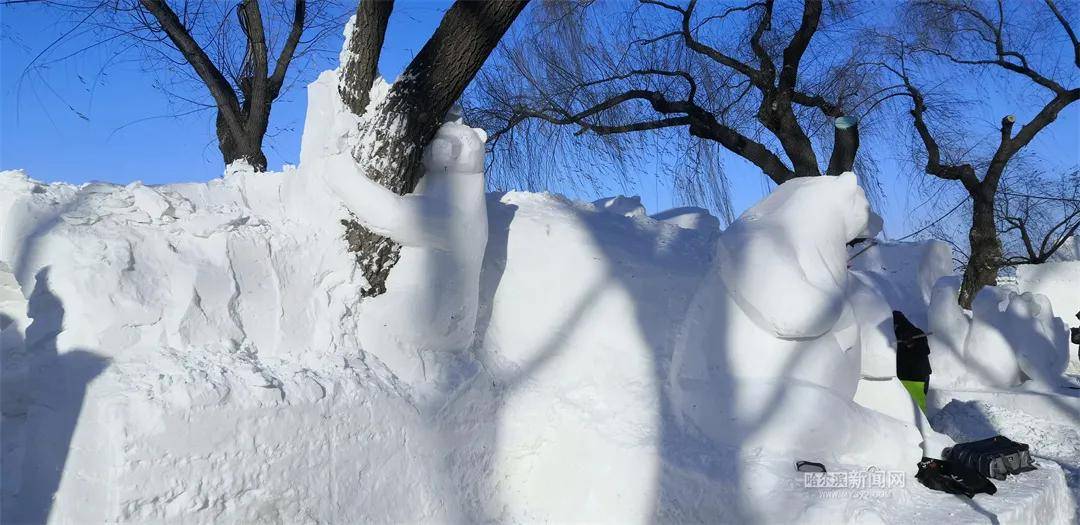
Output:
[14,0,348,171]
[469,0,883,218]
[886,0,1078,307]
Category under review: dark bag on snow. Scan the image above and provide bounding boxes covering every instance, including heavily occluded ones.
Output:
[916,457,997,498]
[944,435,1036,481]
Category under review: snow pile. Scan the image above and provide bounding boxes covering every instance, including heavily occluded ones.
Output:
[4,173,1075,524]
[650,206,721,231]
[928,281,1072,391]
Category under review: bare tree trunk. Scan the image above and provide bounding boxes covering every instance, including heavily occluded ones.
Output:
[343,0,529,297]
[340,0,394,115]
[959,193,1003,308]
[139,0,306,173]
[216,110,269,171]
[826,116,859,175]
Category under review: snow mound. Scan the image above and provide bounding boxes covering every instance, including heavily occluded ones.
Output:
[4,165,1076,522]
[592,194,647,217]
[3,51,1076,521]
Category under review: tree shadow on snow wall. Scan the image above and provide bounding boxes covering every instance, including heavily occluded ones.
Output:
[1,268,109,524]
[465,196,829,523]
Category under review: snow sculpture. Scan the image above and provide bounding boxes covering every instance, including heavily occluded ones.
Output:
[317,119,489,389]
[849,240,954,331]
[592,195,647,217]
[650,206,721,231]
[929,282,1070,389]
[848,271,954,457]
[671,172,923,473]
[1016,255,1080,373]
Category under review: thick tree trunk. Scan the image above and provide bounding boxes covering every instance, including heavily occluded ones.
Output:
[343,0,529,297]
[339,0,394,115]
[958,192,1002,309]
[826,116,858,175]
[215,110,268,171]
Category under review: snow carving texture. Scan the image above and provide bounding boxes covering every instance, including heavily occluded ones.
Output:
[929,280,1070,389]
[849,240,954,330]
[316,120,489,391]
[670,172,924,476]
[1015,256,1080,373]
[2,166,1075,523]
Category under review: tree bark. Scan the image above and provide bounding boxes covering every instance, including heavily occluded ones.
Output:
[826,116,859,175]
[340,0,394,115]
[343,0,529,297]
[140,0,306,172]
[959,192,1003,309]
[215,110,268,171]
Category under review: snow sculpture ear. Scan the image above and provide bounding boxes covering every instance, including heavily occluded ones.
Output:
[836,172,871,242]
[856,210,883,240]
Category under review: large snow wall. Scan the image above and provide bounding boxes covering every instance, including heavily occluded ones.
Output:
[2,44,1075,525]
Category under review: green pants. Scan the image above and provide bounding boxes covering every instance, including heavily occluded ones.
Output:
[901,380,928,411]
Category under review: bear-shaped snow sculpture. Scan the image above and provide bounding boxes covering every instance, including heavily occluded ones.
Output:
[316,121,489,392]
[670,172,923,474]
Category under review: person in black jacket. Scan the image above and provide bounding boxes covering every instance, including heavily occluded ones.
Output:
[894,311,932,393]
[1072,311,1080,362]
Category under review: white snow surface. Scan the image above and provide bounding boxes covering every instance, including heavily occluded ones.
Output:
[931,395,1080,517]
[1015,258,1080,374]
[928,280,1072,390]
[848,240,954,331]
[1,62,1077,523]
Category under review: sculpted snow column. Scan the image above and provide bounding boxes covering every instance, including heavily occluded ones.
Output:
[317,120,489,390]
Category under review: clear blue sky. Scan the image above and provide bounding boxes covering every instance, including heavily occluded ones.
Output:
[2,1,1077,239]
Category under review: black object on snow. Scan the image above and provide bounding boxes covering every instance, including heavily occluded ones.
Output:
[915,457,997,498]
[944,436,1037,481]
[894,311,932,387]
[1073,311,1080,363]
[795,460,827,473]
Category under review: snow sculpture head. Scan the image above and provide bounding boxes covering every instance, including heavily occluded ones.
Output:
[715,171,872,339]
[421,122,487,175]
